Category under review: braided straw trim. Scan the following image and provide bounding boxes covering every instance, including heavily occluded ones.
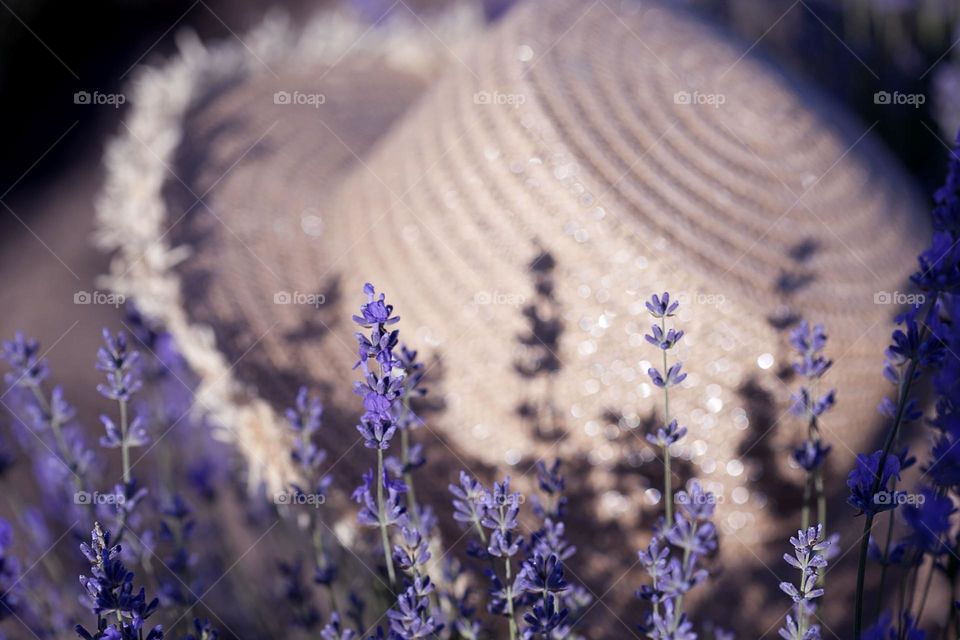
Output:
[93,5,485,493]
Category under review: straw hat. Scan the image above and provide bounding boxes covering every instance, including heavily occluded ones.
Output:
[95,0,928,632]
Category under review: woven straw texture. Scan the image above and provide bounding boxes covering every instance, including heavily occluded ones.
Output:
[97,0,928,633]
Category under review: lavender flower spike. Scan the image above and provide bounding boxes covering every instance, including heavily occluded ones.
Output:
[96,330,144,485]
[778,524,830,640]
[644,291,688,526]
[352,283,406,586]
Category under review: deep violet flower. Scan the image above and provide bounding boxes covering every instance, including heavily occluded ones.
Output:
[792,440,831,474]
[516,553,568,596]
[901,488,956,555]
[182,618,219,640]
[320,613,357,640]
[847,451,901,516]
[862,612,926,640]
[75,522,162,640]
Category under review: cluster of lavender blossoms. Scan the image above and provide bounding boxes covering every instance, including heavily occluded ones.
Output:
[850,130,960,639]
[5,132,960,639]
[777,525,830,640]
[644,292,688,527]
[351,283,409,588]
[1,312,222,640]
[636,292,720,639]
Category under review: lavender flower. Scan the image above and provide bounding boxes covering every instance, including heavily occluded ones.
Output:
[75,522,162,640]
[320,613,357,640]
[387,587,443,638]
[846,451,901,516]
[481,477,523,560]
[646,420,688,449]
[393,344,427,527]
[645,293,679,318]
[777,525,830,640]
[645,291,688,527]
[352,283,408,586]
[96,330,146,489]
[1,334,91,493]
[95,330,142,403]
[352,469,407,529]
[792,440,831,474]
[1,332,48,388]
[901,488,956,555]
[183,618,219,640]
[862,612,926,640]
[450,471,488,537]
[521,593,568,639]
[853,132,960,639]
[277,559,321,630]
[287,387,326,470]
[516,553,568,596]
[637,481,717,639]
[0,519,22,622]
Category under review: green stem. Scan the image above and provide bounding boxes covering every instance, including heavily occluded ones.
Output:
[815,468,826,534]
[664,448,672,527]
[915,555,937,629]
[661,316,673,527]
[376,448,396,587]
[670,546,693,632]
[27,384,77,475]
[313,526,341,617]
[943,570,958,640]
[801,475,812,532]
[855,513,875,640]
[504,554,518,640]
[119,398,131,485]
[878,510,897,603]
